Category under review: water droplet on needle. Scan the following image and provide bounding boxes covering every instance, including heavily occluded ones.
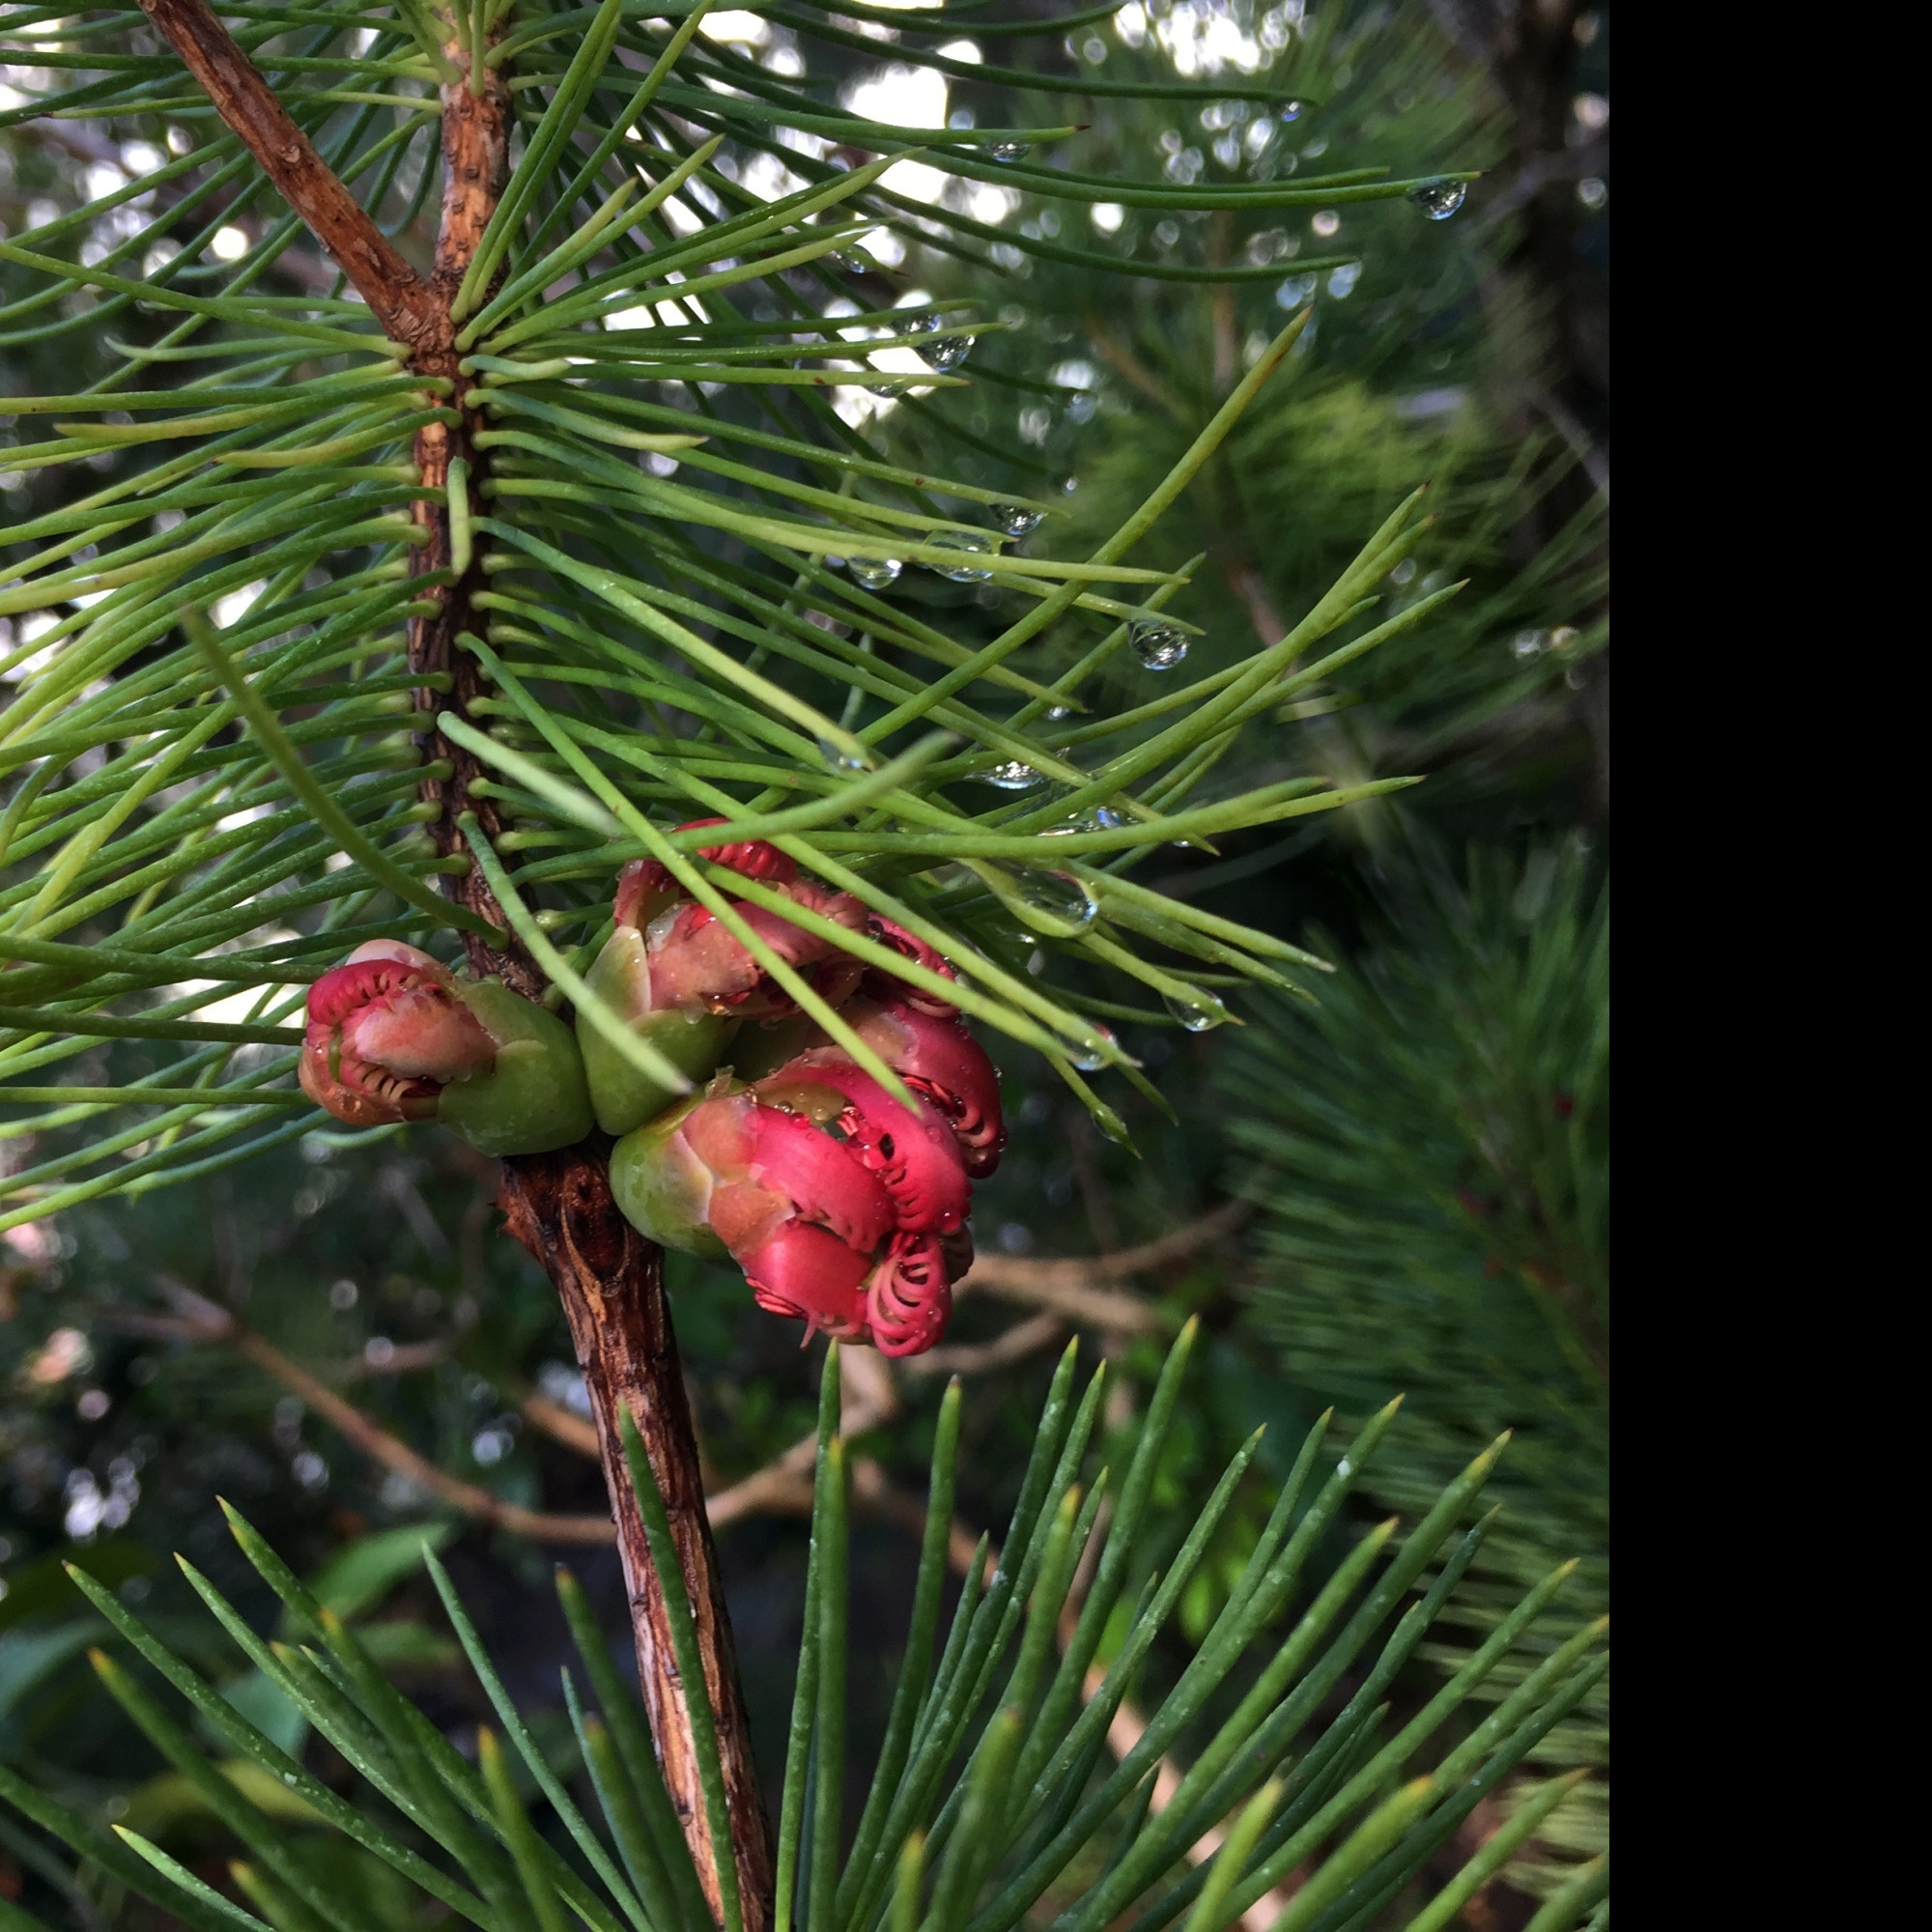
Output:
[1163,989,1228,1032]
[1009,866,1096,931]
[1406,178,1467,219]
[926,531,994,581]
[980,760,1043,791]
[1071,1024,1116,1071]
[1128,618,1189,670]
[818,737,870,772]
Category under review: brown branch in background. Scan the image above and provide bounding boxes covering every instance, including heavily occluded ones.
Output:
[521,1389,602,1460]
[343,1337,447,1379]
[1222,558,1290,652]
[952,1199,1249,1332]
[1085,316,1187,418]
[900,1308,1065,1378]
[139,1291,913,1555]
[147,1279,615,1543]
[236,1326,620,1542]
[701,1348,897,1527]
[134,1206,1239,1566]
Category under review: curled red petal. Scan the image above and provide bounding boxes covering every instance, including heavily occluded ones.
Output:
[768,1052,969,1236]
[299,951,494,1128]
[681,817,798,887]
[840,996,1006,1179]
[308,950,437,1028]
[862,915,958,1015]
[742,1222,871,1340]
[298,1039,440,1125]
[741,1102,895,1254]
[866,1232,952,1357]
[614,822,798,931]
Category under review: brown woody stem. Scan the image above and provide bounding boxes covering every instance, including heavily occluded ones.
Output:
[137,5,775,1922]
[134,0,441,347]
[498,1147,775,1930]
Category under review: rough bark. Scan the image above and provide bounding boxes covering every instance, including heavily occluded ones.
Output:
[137,5,777,1921]
[133,0,441,346]
[406,44,526,984]
[498,1147,775,1930]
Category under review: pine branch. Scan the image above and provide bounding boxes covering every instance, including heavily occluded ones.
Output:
[132,0,440,349]
[107,10,775,1916]
[1,16,1509,1913]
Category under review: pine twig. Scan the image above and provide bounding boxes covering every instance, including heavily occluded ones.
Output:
[133,0,440,348]
[133,9,776,1916]
[497,1146,771,1923]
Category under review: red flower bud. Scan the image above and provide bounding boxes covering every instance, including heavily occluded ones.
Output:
[639,884,866,1019]
[610,1045,979,1354]
[299,942,591,1154]
[835,994,1007,1178]
[583,824,867,1136]
[300,942,495,1126]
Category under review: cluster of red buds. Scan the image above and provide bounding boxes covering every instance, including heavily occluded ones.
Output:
[298,823,1004,1355]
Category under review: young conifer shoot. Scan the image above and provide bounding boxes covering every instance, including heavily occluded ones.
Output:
[0,2,1597,1924]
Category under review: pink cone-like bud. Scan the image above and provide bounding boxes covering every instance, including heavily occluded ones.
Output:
[300,942,496,1127]
[299,942,593,1153]
[609,1042,982,1354]
[584,824,867,1136]
[611,1081,895,1343]
[639,882,866,1020]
